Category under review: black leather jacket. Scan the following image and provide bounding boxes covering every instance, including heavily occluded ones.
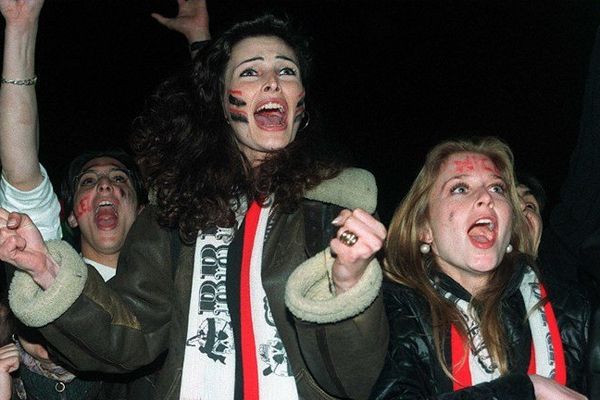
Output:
[371,259,589,400]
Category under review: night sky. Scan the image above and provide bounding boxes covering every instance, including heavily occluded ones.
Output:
[2,0,600,224]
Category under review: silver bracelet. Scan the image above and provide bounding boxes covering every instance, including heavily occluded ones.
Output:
[1,76,38,86]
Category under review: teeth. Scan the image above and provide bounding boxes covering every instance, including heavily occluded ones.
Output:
[95,201,116,214]
[475,218,494,231]
[257,102,284,112]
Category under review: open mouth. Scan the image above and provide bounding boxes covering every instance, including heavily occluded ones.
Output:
[254,101,288,130]
[95,200,119,230]
[467,218,496,249]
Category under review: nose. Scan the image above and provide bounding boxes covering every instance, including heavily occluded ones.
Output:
[96,176,114,192]
[263,72,280,92]
[475,187,494,208]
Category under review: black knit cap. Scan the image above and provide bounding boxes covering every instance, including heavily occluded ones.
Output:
[60,149,147,217]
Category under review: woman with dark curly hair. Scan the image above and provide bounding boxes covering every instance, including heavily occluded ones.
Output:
[0,13,388,400]
[371,137,588,399]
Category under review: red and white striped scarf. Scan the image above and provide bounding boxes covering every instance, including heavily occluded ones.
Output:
[446,268,566,390]
[180,200,298,400]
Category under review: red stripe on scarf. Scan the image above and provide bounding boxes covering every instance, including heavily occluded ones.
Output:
[451,324,471,390]
[451,284,566,391]
[240,201,262,400]
[539,284,566,385]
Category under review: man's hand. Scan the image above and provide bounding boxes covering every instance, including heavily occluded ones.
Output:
[152,0,210,44]
[0,209,58,289]
[330,208,386,293]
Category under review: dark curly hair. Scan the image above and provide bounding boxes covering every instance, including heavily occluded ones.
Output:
[131,14,343,243]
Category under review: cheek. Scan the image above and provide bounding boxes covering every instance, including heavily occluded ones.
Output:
[74,193,94,217]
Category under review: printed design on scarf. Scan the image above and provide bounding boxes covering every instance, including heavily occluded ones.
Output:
[187,317,234,363]
[186,226,235,364]
[258,296,293,377]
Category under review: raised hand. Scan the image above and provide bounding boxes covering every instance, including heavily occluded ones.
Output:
[151,0,210,44]
[330,208,386,293]
[0,0,44,25]
[0,209,58,289]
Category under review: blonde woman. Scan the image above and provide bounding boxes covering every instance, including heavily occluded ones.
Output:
[371,137,588,399]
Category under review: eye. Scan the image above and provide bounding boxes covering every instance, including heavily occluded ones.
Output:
[450,183,468,194]
[78,174,97,187]
[240,68,257,77]
[490,183,506,194]
[279,67,297,76]
[525,202,538,212]
[110,170,129,184]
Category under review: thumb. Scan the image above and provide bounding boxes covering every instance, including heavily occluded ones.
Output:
[151,13,173,29]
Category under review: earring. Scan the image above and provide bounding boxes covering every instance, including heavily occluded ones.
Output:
[419,243,431,254]
[506,243,513,253]
[299,111,310,131]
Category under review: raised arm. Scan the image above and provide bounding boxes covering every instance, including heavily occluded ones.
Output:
[151,0,210,56]
[0,0,61,241]
[0,0,44,191]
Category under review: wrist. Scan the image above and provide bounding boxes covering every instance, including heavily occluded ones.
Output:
[31,252,60,290]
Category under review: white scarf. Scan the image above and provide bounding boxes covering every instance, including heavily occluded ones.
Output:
[180,200,298,400]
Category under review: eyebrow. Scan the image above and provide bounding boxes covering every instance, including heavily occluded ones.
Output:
[235,55,299,70]
[441,174,505,189]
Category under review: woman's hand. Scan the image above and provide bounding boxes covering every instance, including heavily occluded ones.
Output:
[0,0,44,26]
[529,374,587,400]
[151,0,210,44]
[0,343,19,400]
[330,208,386,293]
[0,209,58,289]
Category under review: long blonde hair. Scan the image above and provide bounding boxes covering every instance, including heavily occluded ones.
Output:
[384,136,532,378]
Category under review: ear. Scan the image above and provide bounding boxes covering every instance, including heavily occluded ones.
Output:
[67,212,79,228]
[419,221,433,244]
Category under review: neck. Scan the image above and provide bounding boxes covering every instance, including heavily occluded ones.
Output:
[81,245,119,268]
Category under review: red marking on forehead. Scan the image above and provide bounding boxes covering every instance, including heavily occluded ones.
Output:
[229,108,248,116]
[452,155,499,175]
[75,193,93,217]
[228,90,243,96]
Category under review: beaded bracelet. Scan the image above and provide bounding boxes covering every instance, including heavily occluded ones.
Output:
[1,76,38,86]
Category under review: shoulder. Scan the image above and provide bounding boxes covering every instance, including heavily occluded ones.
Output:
[382,280,430,334]
[304,167,377,213]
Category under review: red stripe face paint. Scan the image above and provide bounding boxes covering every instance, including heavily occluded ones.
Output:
[228,89,249,124]
[75,193,93,217]
[229,108,249,123]
[453,155,499,175]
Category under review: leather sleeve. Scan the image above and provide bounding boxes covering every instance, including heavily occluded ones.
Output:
[293,293,388,400]
[39,207,175,373]
[370,284,535,400]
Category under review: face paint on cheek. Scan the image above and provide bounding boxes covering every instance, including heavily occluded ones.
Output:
[227,90,249,123]
[229,109,249,123]
[228,94,247,108]
[75,193,93,217]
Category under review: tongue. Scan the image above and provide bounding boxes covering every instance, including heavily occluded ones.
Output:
[95,207,118,229]
[254,111,285,128]
[468,225,492,243]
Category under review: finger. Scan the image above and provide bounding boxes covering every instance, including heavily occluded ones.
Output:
[337,215,384,251]
[349,208,387,239]
[331,209,352,227]
[6,212,22,229]
[151,13,173,28]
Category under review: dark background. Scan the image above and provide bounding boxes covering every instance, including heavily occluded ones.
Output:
[2,0,600,225]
